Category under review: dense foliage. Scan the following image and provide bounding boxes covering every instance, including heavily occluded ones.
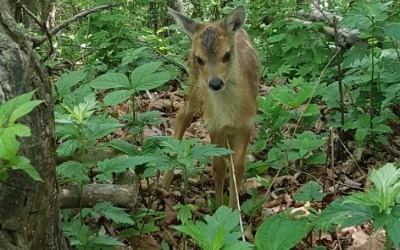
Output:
[5,0,400,249]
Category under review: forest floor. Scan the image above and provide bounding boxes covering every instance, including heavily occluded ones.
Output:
[106,80,390,250]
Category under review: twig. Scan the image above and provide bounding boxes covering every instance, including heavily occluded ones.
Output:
[17,3,53,62]
[226,139,245,242]
[26,2,118,48]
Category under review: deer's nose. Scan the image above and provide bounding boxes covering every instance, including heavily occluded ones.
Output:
[209,77,224,91]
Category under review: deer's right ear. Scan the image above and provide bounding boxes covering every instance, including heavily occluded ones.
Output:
[168,8,197,39]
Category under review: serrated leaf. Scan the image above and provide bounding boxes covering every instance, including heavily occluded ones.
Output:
[380,23,400,40]
[255,214,308,250]
[103,89,134,106]
[173,222,212,250]
[355,128,368,145]
[56,139,81,157]
[176,204,193,224]
[95,156,151,181]
[56,70,87,97]
[90,235,125,246]
[93,202,134,225]
[90,73,130,89]
[312,198,373,231]
[134,71,170,92]
[130,61,162,87]
[293,181,325,202]
[108,139,139,156]
[11,156,43,181]
[57,160,89,183]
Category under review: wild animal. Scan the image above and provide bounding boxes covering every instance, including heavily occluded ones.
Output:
[163,5,260,209]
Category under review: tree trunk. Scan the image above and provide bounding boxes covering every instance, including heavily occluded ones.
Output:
[0,1,68,249]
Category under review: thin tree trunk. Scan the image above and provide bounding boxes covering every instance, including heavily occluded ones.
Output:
[0,1,68,249]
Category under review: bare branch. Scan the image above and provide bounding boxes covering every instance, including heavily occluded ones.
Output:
[27,2,118,48]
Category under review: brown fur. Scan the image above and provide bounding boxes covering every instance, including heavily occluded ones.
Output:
[163,6,260,209]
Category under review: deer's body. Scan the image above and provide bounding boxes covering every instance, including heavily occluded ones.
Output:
[163,6,260,208]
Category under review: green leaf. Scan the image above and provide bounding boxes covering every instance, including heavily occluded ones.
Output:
[9,100,43,124]
[90,235,125,246]
[56,70,87,97]
[130,62,171,92]
[380,23,400,40]
[95,156,151,181]
[93,202,134,225]
[0,132,19,160]
[273,91,296,107]
[369,163,400,211]
[11,156,43,181]
[130,61,162,86]
[293,181,325,202]
[57,160,89,183]
[7,124,31,137]
[108,140,139,156]
[56,139,81,157]
[0,90,36,125]
[355,128,368,145]
[175,204,193,224]
[90,73,130,90]
[255,214,308,250]
[173,222,212,250]
[103,89,134,106]
[134,71,170,92]
[312,198,373,231]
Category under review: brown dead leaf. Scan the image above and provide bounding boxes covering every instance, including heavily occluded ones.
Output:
[130,235,161,250]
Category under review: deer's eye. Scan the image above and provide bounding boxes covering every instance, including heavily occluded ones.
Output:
[196,56,204,66]
[222,52,231,63]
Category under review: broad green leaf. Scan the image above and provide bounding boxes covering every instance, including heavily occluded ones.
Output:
[312,198,373,231]
[90,73,130,89]
[90,235,125,246]
[57,160,89,183]
[56,139,81,157]
[273,91,295,107]
[134,71,171,92]
[0,90,36,125]
[355,128,368,145]
[380,23,400,40]
[11,156,43,181]
[130,61,163,87]
[7,124,31,137]
[293,181,325,202]
[173,222,212,250]
[108,140,139,156]
[103,89,134,106]
[95,156,151,181]
[0,132,19,160]
[255,214,308,250]
[296,86,314,104]
[93,202,134,225]
[9,100,43,124]
[56,70,87,97]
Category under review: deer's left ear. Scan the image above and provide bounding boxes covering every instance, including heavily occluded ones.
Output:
[222,5,246,33]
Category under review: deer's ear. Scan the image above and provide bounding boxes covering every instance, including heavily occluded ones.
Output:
[222,5,246,33]
[168,8,198,39]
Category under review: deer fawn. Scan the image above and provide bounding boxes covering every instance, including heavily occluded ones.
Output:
[163,6,260,209]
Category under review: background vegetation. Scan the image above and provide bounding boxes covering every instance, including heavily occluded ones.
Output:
[1,0,400,249]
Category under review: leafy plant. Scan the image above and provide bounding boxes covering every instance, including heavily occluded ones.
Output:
[90,61,171,135]
[161,137,233,202]
[0,90,43,182]
[255,213,309,250]
[313,163,400,248]
[173,205,254,250]
[293,181,326,203]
